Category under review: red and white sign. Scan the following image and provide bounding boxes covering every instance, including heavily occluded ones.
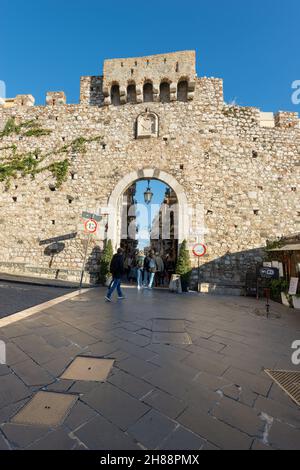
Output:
[84,219,98,234]
[192,243,207,258]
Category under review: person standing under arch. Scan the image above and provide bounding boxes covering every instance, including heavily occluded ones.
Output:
[105,248,125,302]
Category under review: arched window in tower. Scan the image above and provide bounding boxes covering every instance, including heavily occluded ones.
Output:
[111,84,121,106]
[177,80,188,102]
[160,82,170,103]
[143,82,154,102]
[127,84,137,104]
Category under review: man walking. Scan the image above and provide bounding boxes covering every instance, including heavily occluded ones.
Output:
[155,252,165,287]
[105,248,125,302]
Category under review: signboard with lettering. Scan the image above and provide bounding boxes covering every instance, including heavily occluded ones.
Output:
[289,277,299,296]
[259,267,279,280]
[82,211,102,222]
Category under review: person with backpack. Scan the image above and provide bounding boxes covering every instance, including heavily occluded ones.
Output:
[136,250,145,290]
[105,248,125,302]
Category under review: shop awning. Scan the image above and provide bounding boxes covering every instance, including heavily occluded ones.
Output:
[269,244,300,252]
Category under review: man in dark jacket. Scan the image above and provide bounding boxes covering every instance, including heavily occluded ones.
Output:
[105,248,125,302]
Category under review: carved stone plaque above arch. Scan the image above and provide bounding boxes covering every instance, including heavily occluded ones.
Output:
[136,111,159,139]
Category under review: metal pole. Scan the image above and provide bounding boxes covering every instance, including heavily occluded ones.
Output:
[79,233,91,290]
[266,289,270,318]
[198,257,200,293]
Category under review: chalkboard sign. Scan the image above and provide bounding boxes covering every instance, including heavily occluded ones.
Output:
[259,267,279,280]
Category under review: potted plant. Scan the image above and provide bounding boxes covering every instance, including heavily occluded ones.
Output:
[175,240,192,293]
[100,240,113,286]
[270,279,290,306]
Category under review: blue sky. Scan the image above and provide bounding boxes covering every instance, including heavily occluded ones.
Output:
[1,0,300,112]
[134,180,168,248]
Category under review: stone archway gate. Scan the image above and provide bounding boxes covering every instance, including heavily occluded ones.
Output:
[107,168,190,251]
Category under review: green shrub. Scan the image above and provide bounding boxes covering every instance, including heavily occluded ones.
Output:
[270,279,289,302]
[176,240,192,285]
[100,240,113,285]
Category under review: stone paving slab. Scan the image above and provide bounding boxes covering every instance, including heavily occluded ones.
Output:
[0,287,299,450]
[108,369,154,399]
[128,410,177,449]
[1,423,49,449]
[268,420,300,450]
[0,432,10,450]
[0,374,31,408]
[177,406,253,450]
[212,396,264,437]
[74,415,141,450]
[64,400,98,431]
[27,428,83,450]
[254,396,300,428]
[142,389,186,420]
[117,356,159,379]
[11,359,54,387]
[81,382,150,431]
[223,367,273,396]
[160,426,206,450]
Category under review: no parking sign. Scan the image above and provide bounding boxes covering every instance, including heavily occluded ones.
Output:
[80,218,98,289]
[192,243,207,258]
[193,243,207,293]
[84,218,98,234]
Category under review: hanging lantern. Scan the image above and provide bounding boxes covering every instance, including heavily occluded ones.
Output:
[144,180,153,205]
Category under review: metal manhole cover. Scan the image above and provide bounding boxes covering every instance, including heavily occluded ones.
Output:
[61,357,115,382]
[152,332,192,345]
[12,392,78,427]
[152,319,186,333]
[265,370,300,406]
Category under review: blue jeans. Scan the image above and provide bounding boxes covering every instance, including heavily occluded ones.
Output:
[148,272,155,288]
[107,278,123,299]
[137,268,143,288]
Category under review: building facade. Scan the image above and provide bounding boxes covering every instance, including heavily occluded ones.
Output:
[0,50,299,289]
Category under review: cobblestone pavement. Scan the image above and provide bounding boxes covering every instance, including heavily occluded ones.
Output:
[0,287,299,450]
[0,282,76,318]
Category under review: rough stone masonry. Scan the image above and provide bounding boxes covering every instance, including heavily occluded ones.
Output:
[0,50,299,289]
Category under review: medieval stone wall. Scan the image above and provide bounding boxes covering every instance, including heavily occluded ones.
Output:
[0,51,299,286]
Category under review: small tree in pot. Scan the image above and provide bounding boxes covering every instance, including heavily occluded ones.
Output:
[176,240,192,292]
[100,239,113,286]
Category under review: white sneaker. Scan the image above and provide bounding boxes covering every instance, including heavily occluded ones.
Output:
[105,296,112,302]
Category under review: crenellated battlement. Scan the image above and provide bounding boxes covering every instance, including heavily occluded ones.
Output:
[0,50,299,129]
[101,50,196,105]
[1,94,35,108]
[46,91,66,106]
